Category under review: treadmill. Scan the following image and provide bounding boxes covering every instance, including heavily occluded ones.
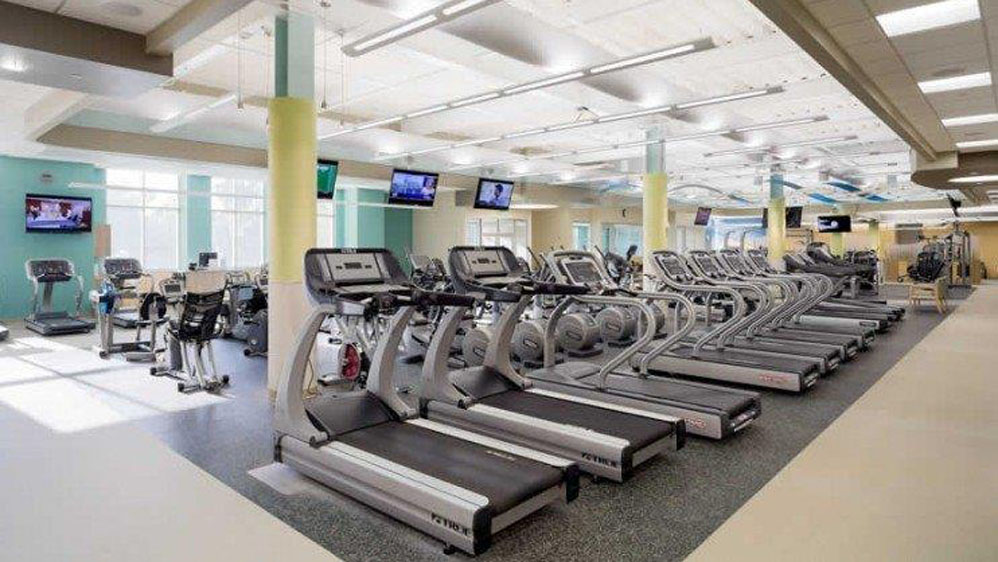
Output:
[532,249,761,440]
[97,258,147,328]
[744,250,876,348]
[421,246,685,482]
[632,251,821,393]
[274,248,579,556]
[24,259,95,336]
[0,323,8,341]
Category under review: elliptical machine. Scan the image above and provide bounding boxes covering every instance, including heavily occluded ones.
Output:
[242,266,269,357]
[150,270,230,393]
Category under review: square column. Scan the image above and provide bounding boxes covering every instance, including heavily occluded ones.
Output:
[643,130,668,268]
[767,174,787,268]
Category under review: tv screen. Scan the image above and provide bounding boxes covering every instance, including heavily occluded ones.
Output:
[785,206,803,229]
[25,194,93,233]
[388,169,439,207]
[694,207,712,226]
[817,215,852,233]
[317,159,338,199]
[474,178,514,210]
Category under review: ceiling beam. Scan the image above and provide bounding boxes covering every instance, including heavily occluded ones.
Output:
[146,0,254,55]
[747,0,938,161]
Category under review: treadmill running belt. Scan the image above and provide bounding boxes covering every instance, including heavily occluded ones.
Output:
[338,422,563,514]
[599,374,757,414]
[479,390,673,451]
[671,347,816,375]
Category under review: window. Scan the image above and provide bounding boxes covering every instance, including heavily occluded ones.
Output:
[466,217,529,258]
[105,169,180,270]
[602,224,642,257]
[211,177,265,269]
[317,199,336,247]
[572,222,591,251]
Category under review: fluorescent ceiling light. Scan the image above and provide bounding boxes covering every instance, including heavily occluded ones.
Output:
[503,128,546,139]
[450,92,501,107]
[597,105,673,123]
[503,71,586,95]
[956,138,998,149]
[941,113,998,127]
[589,44,697,75]
[451,136,500,148]
[344,0,502,56]
[875,0,980,37]
[546,120,596,132]
[949,174,998,183]
[150,93,236,133]
[779,135,855,149]
[675,87,780,109]
[919,71,991,94]
[441,0,493,16]
[355,116,404,131]
[406,105,449,118]
[732,116,827,133]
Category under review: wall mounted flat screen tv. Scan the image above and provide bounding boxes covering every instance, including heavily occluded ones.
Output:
[694,207,712,226]
[474,178,514,210]
[317,159,338,199]
[388,169,439,207]
[25,194,93,233]
[817,215,852,233]
[785,206,803,229]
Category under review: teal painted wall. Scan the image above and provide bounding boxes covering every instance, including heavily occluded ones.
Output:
[185,175,212,264]
[356,188,385,247]
[0,156,106,318]
[385,207,413,272]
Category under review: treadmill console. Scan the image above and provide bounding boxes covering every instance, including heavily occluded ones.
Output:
[102,258,143,280]
[326,253,385,285]
[27,259,74,282]
[462,249,508,277]
[561,258,606,287]
[655,254,692,282]
[693,254,720,276]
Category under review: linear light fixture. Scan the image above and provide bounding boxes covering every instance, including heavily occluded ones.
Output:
[675,87,780,109]
[374,87,787,160]
[343,0,502,57]
[956,138,998,149]
[919,71,991,94]
[948,174,998,183]
[705,135,856,157]
[320,38,714,140]
[732,115,828,133]
[941,113,998,127]
[875,0,980,38]
[150,93,236,133]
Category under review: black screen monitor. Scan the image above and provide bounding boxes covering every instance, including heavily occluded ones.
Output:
[198,252,218,268]
[388,169,439,207]
[694,207,712,226]
[761,208,768,229]
[317,159,338,199]
[817,215,852,233]
[25,194,93,233]
[474,178,514,210]
[785,206,803,229]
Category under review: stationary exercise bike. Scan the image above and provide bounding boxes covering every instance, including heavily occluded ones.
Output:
[91,275,168,361]
[150,270,230,393]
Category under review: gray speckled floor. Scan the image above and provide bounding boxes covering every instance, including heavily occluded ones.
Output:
[0,291,960,562]
[128,293,959,562]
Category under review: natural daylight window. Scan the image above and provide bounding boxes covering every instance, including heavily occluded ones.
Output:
[105,168,180,270]
[211,177,265,269]
[466,217,529,258]
[317,198,336,247]
[602,223,642,257]
[572,222,591,251]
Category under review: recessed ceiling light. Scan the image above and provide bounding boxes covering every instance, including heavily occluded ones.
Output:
[100,1,143,17]
[875,0,980,37]
[949,174,998,183]
[919,72,991,94]
[956,139,998,149]
[941,113,998,127]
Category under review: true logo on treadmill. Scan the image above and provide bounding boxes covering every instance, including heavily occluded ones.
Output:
[431,513,470,536]
[581,452,618,468]
[685,418,707,429]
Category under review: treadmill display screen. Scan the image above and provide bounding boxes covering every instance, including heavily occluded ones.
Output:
[563,260,603,284]
[327,253,384,284]
[694,256,719,274]
[462,250,508,277]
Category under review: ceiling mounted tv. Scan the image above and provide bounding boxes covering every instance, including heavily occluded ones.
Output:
[785,206,803,229]
[25,194,93,233]
[694,207,712,226]
[388,169,439,207]
[817,214,852,233]
[317,159,338,199]
[474,178,514,210]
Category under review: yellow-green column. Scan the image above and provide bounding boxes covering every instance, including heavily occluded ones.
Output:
[767,174,786,268]
[268,11,317,392]
[829,207,845,257]
[642,130,668,267]
[868,219,881,257]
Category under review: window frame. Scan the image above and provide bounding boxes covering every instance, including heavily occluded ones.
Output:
[104,168,181,271]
